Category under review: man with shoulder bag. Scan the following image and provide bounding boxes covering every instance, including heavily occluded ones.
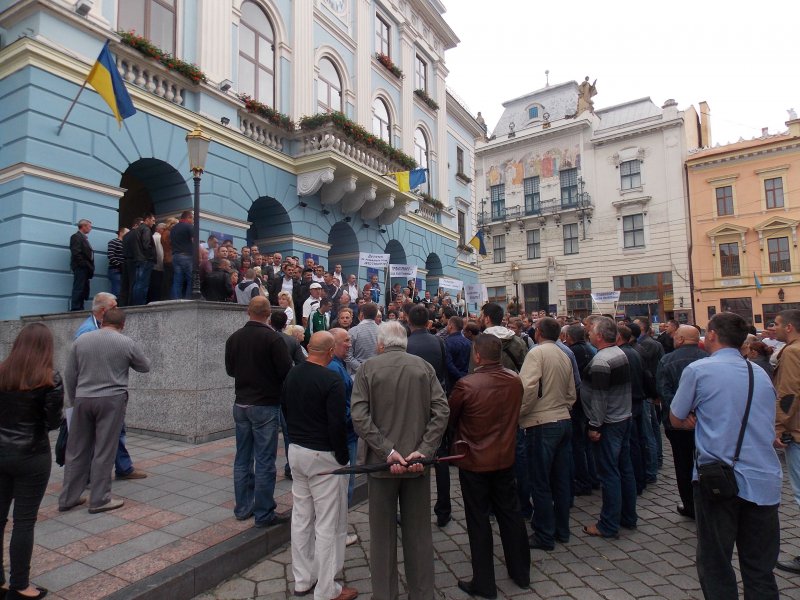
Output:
[670,312,782,600]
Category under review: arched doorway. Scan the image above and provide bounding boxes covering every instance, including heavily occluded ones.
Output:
[425,252,443,293]
[385,239,408,295]
[328,221,359,286]
[247,196,293,252]
[119,159,191,229]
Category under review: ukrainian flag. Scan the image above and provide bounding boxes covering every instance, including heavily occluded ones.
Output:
[468,230,487,256]
[754,272,763,293]
[87,41,136,125]
[392,168,427,192]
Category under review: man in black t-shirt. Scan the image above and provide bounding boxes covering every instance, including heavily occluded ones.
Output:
[281,331,356,600]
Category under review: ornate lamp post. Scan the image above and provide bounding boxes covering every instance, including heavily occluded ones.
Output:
[185,124,211,299]
[511,261,521,310]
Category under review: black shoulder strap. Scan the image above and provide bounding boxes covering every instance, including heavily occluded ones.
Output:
[733,361,755,465]
[503,342,523,372]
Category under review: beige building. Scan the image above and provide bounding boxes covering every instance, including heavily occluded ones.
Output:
[687,117,800,328]
[474,81,701,323]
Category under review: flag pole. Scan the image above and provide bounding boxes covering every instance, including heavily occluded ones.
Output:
[56,78,90,136]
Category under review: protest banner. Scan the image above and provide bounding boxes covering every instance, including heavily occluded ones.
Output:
[389,264,418,279]
[438,276,464,291]
[358,252,390,268]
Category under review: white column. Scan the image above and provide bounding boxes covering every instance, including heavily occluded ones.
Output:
[355,0,372,128]
[198,0,232,84]
[399,25,415,155]
[293,0,316,118]
[435,61,448,205]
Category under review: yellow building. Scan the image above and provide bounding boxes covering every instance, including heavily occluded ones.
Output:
[687,117,800,328]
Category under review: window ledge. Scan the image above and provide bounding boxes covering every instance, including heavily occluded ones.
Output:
[455,172,472,184]
[619,186,644,196]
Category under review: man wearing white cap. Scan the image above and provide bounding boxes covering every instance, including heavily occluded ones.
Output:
[302,282,323,328]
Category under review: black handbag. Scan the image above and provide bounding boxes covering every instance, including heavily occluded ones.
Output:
[55,418,68,467]
[696,361,754,501]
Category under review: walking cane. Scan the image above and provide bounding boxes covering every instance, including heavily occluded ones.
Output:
[322,440,469,475]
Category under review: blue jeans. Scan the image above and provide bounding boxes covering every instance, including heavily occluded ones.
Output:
[109,268,121,297]
[526,419,573,547]
[233,404,279,525]
[641,400,658,481]
[114,423,133,476]
[131,261,154,305]
[595,419,637,537]
[786,442,800,508]
[172,253,193,299]
[513,428,532,519]
[347,438,358,507]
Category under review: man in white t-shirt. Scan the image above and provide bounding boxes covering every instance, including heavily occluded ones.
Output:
[302,282,323,328]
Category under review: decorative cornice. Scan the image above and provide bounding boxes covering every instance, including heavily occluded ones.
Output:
[261,234,332,252]
[0,163,126,197]
[687,141,800,168]
[401,211,459,241]
[591,116,683,147]
[154,208,253,230]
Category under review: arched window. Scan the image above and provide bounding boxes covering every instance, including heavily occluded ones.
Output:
[317,58,342,113]
[372,98,391,144]
[414,128,429,193]
[239,1,275,106]
[118,0,176,54]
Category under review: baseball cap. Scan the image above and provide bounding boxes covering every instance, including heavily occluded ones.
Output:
[309,282,322,289]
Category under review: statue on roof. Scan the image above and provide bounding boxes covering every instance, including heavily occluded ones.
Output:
[577,76,597,115]
[789,108,798,120]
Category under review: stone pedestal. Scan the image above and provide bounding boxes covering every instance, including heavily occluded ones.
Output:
[0,301,253,443]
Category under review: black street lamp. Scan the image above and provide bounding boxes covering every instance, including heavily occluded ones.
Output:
[511,261,521,309]
[185,124,211,300]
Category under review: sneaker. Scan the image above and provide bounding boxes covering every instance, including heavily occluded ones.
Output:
[88,498,124,514]
[346,533,359,546]
[116,470,147,480]
[776,556,800,574]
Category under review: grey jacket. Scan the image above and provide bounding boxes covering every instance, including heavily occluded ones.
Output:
[351,347,449,478]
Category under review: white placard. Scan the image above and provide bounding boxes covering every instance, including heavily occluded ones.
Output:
[438,277,464,291]
[358,252,390,268]
[389,264,418,279]
[591,291,621,304]
[465,283,485,304]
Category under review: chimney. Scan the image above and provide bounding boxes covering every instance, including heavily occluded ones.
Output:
[762,127,769,137]
[788,118,800,138]
[699,101,712,147]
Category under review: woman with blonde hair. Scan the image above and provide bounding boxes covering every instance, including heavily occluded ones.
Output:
[0,323,64,600]
[278,291,296,326]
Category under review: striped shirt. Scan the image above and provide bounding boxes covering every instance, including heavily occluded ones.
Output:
[581,345,631,429]
[65,328,151,400]
[107,237,124,269]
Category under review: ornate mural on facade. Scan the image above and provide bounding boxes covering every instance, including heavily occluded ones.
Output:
[485,145,582,189]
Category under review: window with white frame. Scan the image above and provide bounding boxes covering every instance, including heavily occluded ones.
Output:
[372,98,391,143]
[456,147,464,175]
[560,168,578,207]
[238,1,275,106]
[765,177,785,209]
[457,210,466,247]
[493,234,506,264]
[118,0,176,54]
[487,286,507,307]
[375,14,390,56]
[623,214,645,248]
[317,58,342,113]
[563,223,579,255]
[620,160,641,190]
[490,184,505,220]
[768,237,791,273]
[415,55,427,91]
[719,242,740,277]
[716,185,734,216]
[524,176,540,214]
[527,229,540,259]
[413,128,429,193]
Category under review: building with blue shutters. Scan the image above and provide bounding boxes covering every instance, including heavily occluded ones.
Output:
[0,0,482,319]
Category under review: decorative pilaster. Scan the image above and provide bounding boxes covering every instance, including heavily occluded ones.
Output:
[434,60,448,206]
[399,25,415,155]
[198,0,232,84]
[293,0,316,118]
[355,0,371,128]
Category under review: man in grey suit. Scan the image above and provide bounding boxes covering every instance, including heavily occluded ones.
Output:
[351,321,449,600]
[346,302,380,374]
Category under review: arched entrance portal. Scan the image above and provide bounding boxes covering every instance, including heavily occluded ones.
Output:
[247,196,293,252]
[328,222,359,287]
[119,159,191,230]
[385,239,408,294]
[425,252,443,293]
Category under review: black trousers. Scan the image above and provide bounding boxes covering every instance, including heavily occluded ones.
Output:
[693,482,779,600]
[665,428,695,514]
[434,432,451,520]
[459,468,530,594]
[70,266,91,311]
[0,451,52,590]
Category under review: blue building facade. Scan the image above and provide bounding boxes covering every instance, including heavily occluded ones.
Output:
[0,0,481,319]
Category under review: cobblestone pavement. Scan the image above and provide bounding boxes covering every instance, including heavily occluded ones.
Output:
[199,445,800,600]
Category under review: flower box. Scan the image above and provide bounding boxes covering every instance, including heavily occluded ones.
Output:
[414,88,439,111]
[237,94,295,132]
[375,53,403,79]
[118,30,207,84]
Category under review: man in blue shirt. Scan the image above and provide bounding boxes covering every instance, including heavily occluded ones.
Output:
[328,328,358,507]
[671,312,781,600]
[444,316,471,393]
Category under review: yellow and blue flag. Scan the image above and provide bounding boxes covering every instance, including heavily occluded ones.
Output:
[754,272,763,293]
[468,230,487,256]
[86,41,136,125]
[392,168,427,192]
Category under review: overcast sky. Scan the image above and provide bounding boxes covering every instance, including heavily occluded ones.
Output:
[443,0,800,146]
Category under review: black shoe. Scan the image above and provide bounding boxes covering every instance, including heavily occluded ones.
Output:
[457,580,497,599]
[284,470,292,480]
[512,578,530,589]
[574,488,592,496]
[255,511,291,528]
[555,536,569,544]
[528,535,554,551]
[621,523,637,531]
[776,556,800,574]
[676,504,695,519]
[436,514,452,527]
[7,588,48,600]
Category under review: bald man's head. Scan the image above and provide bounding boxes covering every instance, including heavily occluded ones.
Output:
[247,296,270,321]
[674,324,700,347]
[308,331,335,355]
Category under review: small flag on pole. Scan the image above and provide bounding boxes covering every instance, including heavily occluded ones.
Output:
[87,41,136,125]
[754,272,763,293]
[468,230,487,256]
[391,168,427,192]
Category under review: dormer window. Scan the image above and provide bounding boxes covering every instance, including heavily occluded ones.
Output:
[528,106,538,119]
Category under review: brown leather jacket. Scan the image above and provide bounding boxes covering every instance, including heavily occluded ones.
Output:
[448,363,523,472]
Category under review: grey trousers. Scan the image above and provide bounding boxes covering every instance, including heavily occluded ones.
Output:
[368,472,434,600]
[59,393,127,510]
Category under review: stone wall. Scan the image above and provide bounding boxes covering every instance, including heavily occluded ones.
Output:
[0,301,250,443]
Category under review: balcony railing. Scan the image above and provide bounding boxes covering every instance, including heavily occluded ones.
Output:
[296,125,409,174]
[478,205,521,225]
[238,110,290,152]
[416,203,442,224]
[113,42,189,107]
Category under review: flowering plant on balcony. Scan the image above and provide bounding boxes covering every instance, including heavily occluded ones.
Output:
[375,53,403,79]
[237,94,295,132]
[414,89,439,111]
[117,31,208,83]
[299,112,417,170]
[419,193,444,210]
